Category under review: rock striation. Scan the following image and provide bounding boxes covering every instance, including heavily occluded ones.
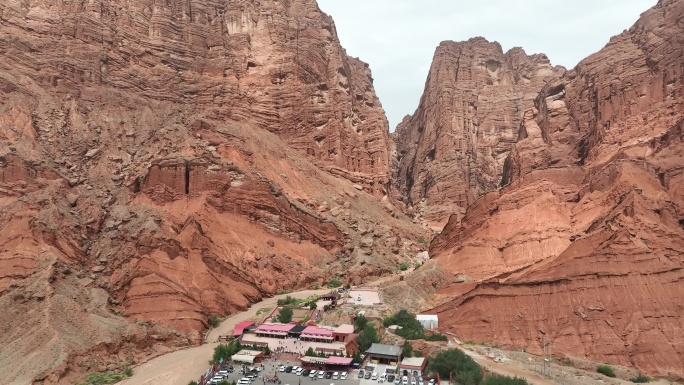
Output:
[0,1,428,383]
[393,38,563,227]
[429,0,684,377]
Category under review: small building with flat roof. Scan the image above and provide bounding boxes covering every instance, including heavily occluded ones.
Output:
[365,343,402,365]
[399,357,427,376]
[333,324,354,342]
[416,315,438,330]
[231,349,265,364]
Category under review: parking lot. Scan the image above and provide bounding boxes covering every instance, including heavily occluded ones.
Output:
[346,290,381,306]
[210,361,362,385]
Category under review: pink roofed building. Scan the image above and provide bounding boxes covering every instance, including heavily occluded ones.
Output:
[300,325,334,342]
[333,324,354,342]
[255,323,296,338]
[233,321,256,337]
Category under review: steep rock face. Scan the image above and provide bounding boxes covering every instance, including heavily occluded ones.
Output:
[0,0,390,195]
[429,0,684,377]
[393,38,563,227]
[0,1,429,383]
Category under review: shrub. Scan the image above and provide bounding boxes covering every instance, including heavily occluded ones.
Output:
[77,371,126,385]
[208,314,221,328]
[188,382,199,385]
[306,347,317,356]
[402,341,413,358]
[277,307,293,323]
[414,262,422,269]
[630,373,652,383]
[427,349,482,385]
[122,367,133,377]
[482,374,528,385]
[327,279,342,288]
[424,332,448,342]
[399,262,410,271]
[597,365,616,378]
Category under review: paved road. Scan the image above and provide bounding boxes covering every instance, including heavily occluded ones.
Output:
[121,289,329,385]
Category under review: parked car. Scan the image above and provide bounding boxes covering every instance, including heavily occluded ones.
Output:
[238,378,251,385]
[296,368,304,376]
[418,379,424,385]
[428,379,435,385]
[379,374,387,382]
[411,378,417,385]
[394,376,401,384]
[246,373,257,379]
[309,370,318,378]
[402,376,408,385]
[285,366,293,373]
[365,372,372,379]
[372,373,379,380]
[340,372,347,380]
[387,375,395,383]
[332,372,339,380]
[302,369,311,377]
[358,370,365,379]
[325,372,333,379]
[279,366,286,372]
[318,372,325,379]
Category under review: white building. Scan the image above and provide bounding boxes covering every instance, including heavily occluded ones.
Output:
[416,314,438,330]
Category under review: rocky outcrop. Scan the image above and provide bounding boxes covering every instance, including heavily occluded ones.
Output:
[393,38,563,227]
[429,0,684,377]
[0,0,390,195]
[0,1,427,383]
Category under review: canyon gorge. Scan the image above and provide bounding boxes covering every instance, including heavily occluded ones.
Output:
[0,0,682,383]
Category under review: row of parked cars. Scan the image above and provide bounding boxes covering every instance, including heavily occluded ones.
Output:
[357,371,435,385]
[207,365,235,385]
[278,365,348,380]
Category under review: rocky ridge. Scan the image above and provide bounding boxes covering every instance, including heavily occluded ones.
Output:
[428,0,684,377]
[0,1,428,383]
[392,38,563,227]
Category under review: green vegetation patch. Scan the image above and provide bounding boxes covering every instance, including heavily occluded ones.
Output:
[597,365,616,378]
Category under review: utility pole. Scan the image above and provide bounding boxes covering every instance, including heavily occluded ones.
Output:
[542,337,552,377]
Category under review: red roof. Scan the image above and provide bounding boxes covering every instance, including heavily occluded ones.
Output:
[325,356,353,365]
[301,325,334,336]
[256,323,297,332]
[234,321,255,336]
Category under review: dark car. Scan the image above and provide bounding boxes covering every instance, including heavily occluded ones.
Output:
[285,366,294,373]
[365,372,372,379]
[325,372,333,379]
[302,369,311,377]
[358,370,365,379]
[388,375,396,382]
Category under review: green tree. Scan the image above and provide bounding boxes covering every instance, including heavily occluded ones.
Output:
[208,314,221,328]
[482,374,528,385]
[630,373,652,383]
[358,323,380,352]
[597,365,616,378]
[277,307,293,323]
[354,314,368,333]
[352,352,363,364]
[383,309,426,340]
[210,340,243,365]
[264,345,271,356]
[188,381,199,385]
[327,279,342,288]
[402,341,413,358]
[306,347,317,357]
[427,349,482,385]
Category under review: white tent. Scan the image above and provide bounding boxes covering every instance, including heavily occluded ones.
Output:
[232,354,257,363]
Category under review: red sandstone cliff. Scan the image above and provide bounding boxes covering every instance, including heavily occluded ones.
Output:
[392,38,563,227]
[429,0,684,377]
[0,1,427,383]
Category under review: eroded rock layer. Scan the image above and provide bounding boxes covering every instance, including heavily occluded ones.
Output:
[0,1,428,383]
[393,38,563,227]
[429,0,684,377]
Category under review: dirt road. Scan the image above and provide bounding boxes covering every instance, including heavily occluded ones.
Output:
[121,289,329,385]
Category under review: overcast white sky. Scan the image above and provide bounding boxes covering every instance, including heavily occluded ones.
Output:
[317,0,656,130]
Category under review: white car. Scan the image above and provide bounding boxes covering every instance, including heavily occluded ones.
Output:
[402,377,408,385]
[379,374,387,383]
[394,377,401,384]
[279,366,286,372]
[332,372,339,380]
[310,370,318,378]
[428,380,435,385]
[238,378,251,385]
[340,372,347,380]
[411,378,417,385]
[296,368,304,376]
[418,380,424,385]
[318,372,325,379]
[372,373,378,380]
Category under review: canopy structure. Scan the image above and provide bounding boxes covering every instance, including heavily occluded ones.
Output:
[232,354,257,363]
[255,323,296,338]
[325,356,353,366]
[234,321,256,336]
